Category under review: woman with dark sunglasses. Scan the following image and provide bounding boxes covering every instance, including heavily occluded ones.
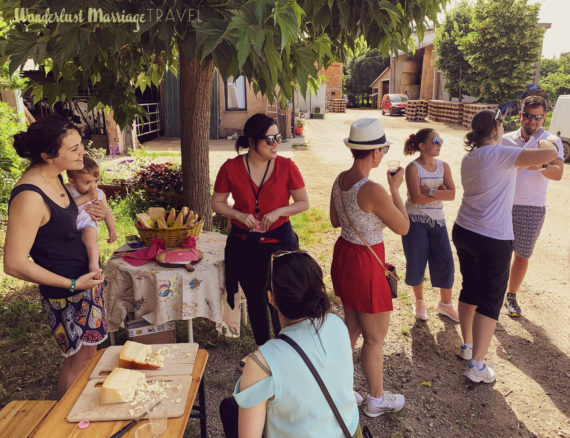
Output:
[212,113,309,366]
[402,128,459,323]
[330,118,409,417]
[452,109,558,383]
[220,250,362,437]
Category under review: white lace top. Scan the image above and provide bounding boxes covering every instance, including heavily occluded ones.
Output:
[405,160,446,227]
[332,175,384,245]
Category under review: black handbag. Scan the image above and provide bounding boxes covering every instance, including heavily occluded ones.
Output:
[384,264,399,299]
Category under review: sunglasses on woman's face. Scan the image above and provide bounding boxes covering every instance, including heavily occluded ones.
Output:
[495,109,502,120]
[269,249,310,291]
[432,137,443,144]
[265,133,282,145]
[521,112,545,121]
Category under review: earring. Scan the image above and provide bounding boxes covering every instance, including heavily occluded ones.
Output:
[494,134,498,141]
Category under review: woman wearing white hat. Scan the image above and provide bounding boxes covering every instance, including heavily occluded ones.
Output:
[330,118,410,417]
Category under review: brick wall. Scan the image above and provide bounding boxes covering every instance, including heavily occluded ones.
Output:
[317,62,343,112]
[217,76,292,139]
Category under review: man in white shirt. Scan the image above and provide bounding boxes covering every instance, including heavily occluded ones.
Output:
[501,95,564,316]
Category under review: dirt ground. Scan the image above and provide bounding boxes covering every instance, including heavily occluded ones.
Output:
[201,109,569,438]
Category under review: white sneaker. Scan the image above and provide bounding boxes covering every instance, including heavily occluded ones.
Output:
[354,390,363,406]
[413,300,428,320]
[436,301,459,322]
[456,344,472,360]
[363,392,405,417]
[464,362,496,383]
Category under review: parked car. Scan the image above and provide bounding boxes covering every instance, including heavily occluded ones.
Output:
[381,94,408,116]
[549,95,570,162]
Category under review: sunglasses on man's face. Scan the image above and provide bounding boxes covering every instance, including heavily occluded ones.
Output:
[265,133,282,145]
[432,137,443,144]
[521,112,545,121]
[379,145,390,154]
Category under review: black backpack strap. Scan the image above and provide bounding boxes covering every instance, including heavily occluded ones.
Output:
[279,334,352,438]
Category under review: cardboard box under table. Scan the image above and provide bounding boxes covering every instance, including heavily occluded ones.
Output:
[126,318,176,344]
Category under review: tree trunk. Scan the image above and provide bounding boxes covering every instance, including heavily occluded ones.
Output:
[459,68,463,103]
[178,45,215,231]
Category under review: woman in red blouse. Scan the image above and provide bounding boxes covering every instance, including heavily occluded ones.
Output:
[212,114,309,351]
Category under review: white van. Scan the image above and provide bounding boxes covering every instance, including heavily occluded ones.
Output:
[549,95,570,162]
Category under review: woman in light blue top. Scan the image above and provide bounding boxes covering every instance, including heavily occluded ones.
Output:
[220,250,360,437]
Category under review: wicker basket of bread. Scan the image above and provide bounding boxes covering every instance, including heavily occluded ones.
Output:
[135,206,204,247]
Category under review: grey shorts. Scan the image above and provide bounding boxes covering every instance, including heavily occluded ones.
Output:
[512,204,546,258]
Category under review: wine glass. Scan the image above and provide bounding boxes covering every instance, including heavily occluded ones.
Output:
[134,423,154,438]
[147,399,168,437]
[387,160,401,176]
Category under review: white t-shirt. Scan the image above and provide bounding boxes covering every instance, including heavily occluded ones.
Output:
[405,160,446,227]
[455,145,522,240]
[502,128,564,207]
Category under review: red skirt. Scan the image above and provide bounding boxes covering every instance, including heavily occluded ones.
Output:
[331,237,393,314]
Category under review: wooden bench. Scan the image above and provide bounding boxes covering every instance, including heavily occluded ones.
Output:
[0,400,56,438]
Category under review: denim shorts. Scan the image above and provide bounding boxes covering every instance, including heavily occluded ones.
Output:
[401,219,454,289]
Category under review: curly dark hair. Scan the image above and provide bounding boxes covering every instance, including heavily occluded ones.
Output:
[13,115,80,165]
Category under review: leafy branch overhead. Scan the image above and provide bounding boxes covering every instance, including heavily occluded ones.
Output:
[0,0,444,128]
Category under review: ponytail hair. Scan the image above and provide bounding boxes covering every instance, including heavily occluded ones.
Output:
[13,115,79,165]
[268,250,330,330]
[464,109,503,151]
[235,113,277,153]
[403,128,434,156]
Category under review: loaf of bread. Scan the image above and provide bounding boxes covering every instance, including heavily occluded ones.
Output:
[136,213,154,229]
[155,216,168,229]
[100,368,146,405]
[166,208,176,226]
[119,340,164,370]
[148,207,166,221]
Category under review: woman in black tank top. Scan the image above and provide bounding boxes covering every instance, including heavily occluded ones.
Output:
[4,116,109,398]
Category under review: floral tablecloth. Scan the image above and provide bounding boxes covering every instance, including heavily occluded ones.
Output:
[103,231,241,337]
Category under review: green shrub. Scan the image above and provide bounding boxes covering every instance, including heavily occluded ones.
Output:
[0,102,27,217]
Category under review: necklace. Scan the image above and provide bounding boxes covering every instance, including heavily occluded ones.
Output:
[39,172,66,198]
[245,154,271,215]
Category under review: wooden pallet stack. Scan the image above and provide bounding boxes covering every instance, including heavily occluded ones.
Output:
[462,103,499,128]
[428,100,464,124]
[329,98,346,113]
[405,100,429,121]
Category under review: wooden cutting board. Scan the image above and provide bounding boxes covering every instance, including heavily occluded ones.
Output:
[89,343,198,380]
[67,374,191,422]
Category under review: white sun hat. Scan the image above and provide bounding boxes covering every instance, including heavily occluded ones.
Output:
[343,118,392,150]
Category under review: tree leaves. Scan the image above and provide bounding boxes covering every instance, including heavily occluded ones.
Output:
[6,31,46,74]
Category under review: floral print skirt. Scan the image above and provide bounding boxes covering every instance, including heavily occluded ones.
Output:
[41,284,108,357]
